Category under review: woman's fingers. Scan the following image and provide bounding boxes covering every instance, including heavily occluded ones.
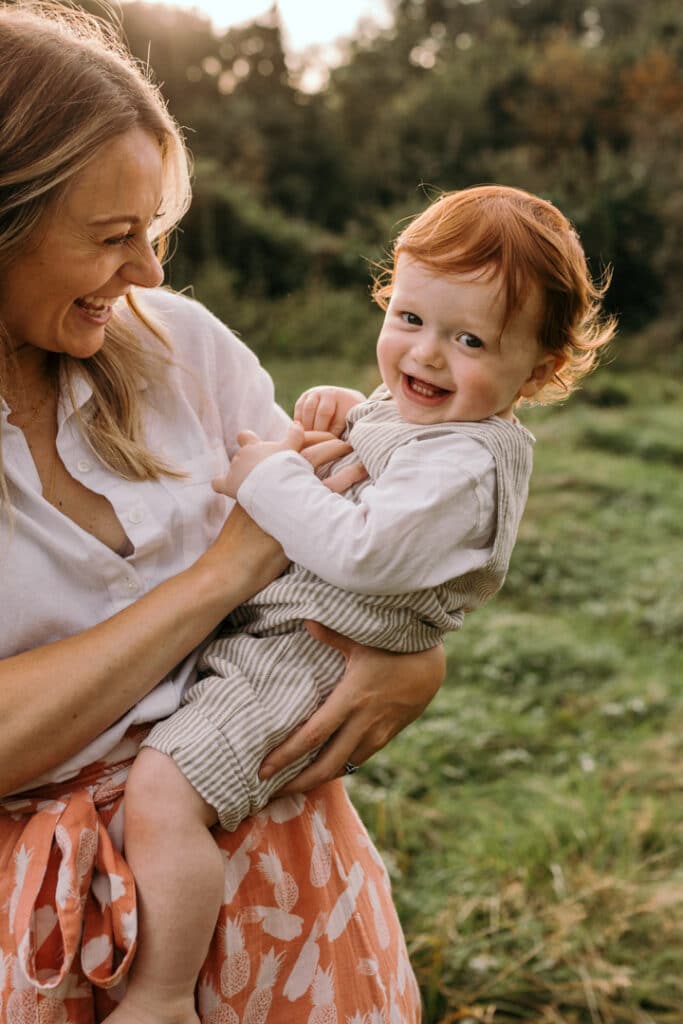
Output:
[259,623,355,787]
[269,722,366,795]
[260,630,446,793]
[303,620,355,656]
[259,683,351,782]
[260,686,374,795]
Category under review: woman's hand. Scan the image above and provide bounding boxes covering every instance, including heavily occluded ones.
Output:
[259,624,445,792]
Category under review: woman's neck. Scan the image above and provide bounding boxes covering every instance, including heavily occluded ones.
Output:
[3,344,58,415]
[3,346,58,411]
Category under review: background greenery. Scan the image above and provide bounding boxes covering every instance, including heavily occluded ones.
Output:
[68,0,683,1018]
[73,0,683,373]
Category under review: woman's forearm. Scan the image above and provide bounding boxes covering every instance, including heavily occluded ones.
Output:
[0,508,287,796]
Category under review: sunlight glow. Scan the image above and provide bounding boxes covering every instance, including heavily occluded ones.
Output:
[134,0,393,52]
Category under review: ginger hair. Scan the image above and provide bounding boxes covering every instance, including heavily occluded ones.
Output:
[373,184,617,403]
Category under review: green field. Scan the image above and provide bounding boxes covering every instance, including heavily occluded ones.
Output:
[267,357,683,1024]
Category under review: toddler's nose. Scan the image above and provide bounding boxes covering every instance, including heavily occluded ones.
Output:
[413,333,445,368]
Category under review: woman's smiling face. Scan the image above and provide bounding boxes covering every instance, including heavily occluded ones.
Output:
[0,127,165,361]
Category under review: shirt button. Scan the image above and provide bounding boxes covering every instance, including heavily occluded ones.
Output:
[127,578,139,593]
[77,459,92,472]
[128,507,145,524]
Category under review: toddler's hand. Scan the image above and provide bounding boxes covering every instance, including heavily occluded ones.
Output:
[213,422,305,499]
[294,386,366,437]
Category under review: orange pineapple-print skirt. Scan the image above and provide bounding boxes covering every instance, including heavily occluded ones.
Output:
[0,743,421,1023]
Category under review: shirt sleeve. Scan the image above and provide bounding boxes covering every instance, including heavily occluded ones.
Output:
[237,433,497,595]
[201,305,291,447]
[139,288,291,448]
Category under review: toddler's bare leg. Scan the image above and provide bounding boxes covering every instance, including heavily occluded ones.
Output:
[106,747,223,1024]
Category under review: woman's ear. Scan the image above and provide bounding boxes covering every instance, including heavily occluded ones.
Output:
[519,353,565,399]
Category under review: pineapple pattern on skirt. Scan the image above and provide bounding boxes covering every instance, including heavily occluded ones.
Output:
[0,746,421,1023]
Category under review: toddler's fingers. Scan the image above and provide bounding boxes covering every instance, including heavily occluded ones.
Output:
[324,462,368,494]
[312,393,337,433]
[293,393,306,424]
[302,438,352,471]
[236,429,262,446]
[302,430,337,447]
[285,420,306,451]
[327,406,350,438]
[296,391,321,431]
[211,474,229,494]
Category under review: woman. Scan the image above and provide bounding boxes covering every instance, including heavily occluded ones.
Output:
[0,4,443,1022]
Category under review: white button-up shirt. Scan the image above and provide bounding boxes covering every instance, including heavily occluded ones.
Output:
[4,287,500,789]
[2,288,289,785]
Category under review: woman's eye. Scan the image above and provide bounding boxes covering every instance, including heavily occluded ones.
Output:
[456,332,484,349]
[105,232,136,247]
[400,311,422,326]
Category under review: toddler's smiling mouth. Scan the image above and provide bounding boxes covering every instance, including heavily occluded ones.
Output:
[403,374,451,402]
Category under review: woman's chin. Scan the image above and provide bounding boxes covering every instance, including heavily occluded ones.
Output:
[60,310,110,357]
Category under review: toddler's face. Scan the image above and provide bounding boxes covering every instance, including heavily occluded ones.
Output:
[376,255,557,424]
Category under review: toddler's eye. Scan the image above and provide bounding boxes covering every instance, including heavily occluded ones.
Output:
[456,332,484,349]
[400,311,422,326]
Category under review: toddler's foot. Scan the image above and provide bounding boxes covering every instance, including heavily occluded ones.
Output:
[105,991,200,1024]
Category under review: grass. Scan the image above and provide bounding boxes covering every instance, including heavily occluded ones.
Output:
[264,355,683,1024]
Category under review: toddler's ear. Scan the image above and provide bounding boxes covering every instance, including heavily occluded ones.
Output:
[519,353,565,399]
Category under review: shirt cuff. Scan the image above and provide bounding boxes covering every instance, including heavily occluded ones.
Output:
[237,449,313,522]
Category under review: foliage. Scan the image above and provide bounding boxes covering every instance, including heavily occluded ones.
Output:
[64,0,683,357]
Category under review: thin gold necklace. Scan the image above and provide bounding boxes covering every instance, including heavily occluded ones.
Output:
[44,445,59,505]
[11,377,55,430]
[13,377,60,503]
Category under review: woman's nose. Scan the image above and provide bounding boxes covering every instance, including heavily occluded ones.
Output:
[121,238,164,289]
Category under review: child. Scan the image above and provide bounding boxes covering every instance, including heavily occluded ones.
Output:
[111,185,615,1023]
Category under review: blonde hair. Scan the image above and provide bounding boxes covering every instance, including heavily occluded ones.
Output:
[0,0,193,494]
[373,184,617,403]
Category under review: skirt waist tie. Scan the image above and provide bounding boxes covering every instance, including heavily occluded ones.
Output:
[1,762,137,992]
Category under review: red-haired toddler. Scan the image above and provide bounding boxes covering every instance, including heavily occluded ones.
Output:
[111,184,616,1024]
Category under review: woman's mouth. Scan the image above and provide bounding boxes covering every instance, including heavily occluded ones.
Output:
[402,374,451,404]
[74,295,116,325]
